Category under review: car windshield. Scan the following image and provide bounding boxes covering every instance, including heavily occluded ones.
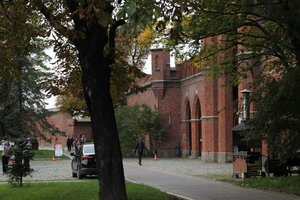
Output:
[83,145,95,155]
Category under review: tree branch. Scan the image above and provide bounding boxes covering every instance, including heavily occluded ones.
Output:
[108,19,125,65]
[34,0,70,40]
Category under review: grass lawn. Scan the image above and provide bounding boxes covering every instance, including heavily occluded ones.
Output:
[32,150,69,160]
[0,181,177,200]
[205,174,300,196]
[237,175,300,196]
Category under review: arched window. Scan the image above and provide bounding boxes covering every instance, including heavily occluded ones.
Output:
[155,55,160,70]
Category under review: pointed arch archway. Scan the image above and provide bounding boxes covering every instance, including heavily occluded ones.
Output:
[185,100,192,156]
[194,97,202,157]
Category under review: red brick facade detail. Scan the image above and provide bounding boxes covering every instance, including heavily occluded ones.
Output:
[38,111,92,148]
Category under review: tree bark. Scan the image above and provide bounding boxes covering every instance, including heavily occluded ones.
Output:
[75,22,127,200]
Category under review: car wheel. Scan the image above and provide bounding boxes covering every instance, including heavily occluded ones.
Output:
[77,165,84,179]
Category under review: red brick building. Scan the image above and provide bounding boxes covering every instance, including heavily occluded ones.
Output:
[127,43,250,163]
[38,108,92,147]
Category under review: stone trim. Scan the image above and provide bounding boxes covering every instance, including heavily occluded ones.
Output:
[140,71,204,88]
[200,116,218,120]
[181,116,218,122]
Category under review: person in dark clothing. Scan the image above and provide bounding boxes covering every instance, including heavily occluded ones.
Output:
[135,139,146,166]
[66,136,74,152]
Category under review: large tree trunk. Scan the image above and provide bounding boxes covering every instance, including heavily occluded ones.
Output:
[76,23,127,200]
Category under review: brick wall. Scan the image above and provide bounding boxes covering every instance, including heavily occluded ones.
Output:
[38,111,92,148]
[39,111,73,147]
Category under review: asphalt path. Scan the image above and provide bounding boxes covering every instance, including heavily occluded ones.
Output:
[123,161,300,200]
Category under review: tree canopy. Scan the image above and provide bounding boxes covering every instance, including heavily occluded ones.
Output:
[0,3,61,140]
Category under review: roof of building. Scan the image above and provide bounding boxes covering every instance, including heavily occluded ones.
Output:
[136,74,152,86]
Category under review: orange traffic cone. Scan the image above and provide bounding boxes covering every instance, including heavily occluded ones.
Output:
[52,154,56,162]
[154,153,158,161]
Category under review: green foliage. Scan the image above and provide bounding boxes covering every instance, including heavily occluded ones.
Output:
[138,105,167,145]
[246,67,300,159]
[115,105,166,155]
[117,0,162,35]
[0,43,63,139]
[0,2,62,140]
[7,138,34,187]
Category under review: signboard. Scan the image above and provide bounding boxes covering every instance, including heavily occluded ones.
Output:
[54,144,63,157]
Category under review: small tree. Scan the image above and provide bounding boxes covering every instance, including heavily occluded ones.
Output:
[116,104,166,155]
[7,138,34,187]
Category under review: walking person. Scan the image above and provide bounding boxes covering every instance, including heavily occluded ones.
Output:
[1,138,11,174]
[79,134,87,145]
[135,138,146,166]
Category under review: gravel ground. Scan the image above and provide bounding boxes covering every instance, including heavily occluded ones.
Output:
[0,156,232,182]
[0,159,74,182]
[123,157,232,177]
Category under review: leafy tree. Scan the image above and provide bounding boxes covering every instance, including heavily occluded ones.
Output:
[246,67,300,160]
[152,0,300,160]
[137,105,167,152]
[115,105,143,155]
[115,105,166,156]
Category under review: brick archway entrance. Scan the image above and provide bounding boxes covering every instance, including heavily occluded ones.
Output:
[195,98,202,157]
[186,101,192,156]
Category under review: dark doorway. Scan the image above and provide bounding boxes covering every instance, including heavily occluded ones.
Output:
[186,101,192,156]
[195,98,202,157]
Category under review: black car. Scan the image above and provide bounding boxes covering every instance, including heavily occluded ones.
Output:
[71,144,97,179]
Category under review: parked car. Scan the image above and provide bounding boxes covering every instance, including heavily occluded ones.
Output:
[70,143,97,179]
